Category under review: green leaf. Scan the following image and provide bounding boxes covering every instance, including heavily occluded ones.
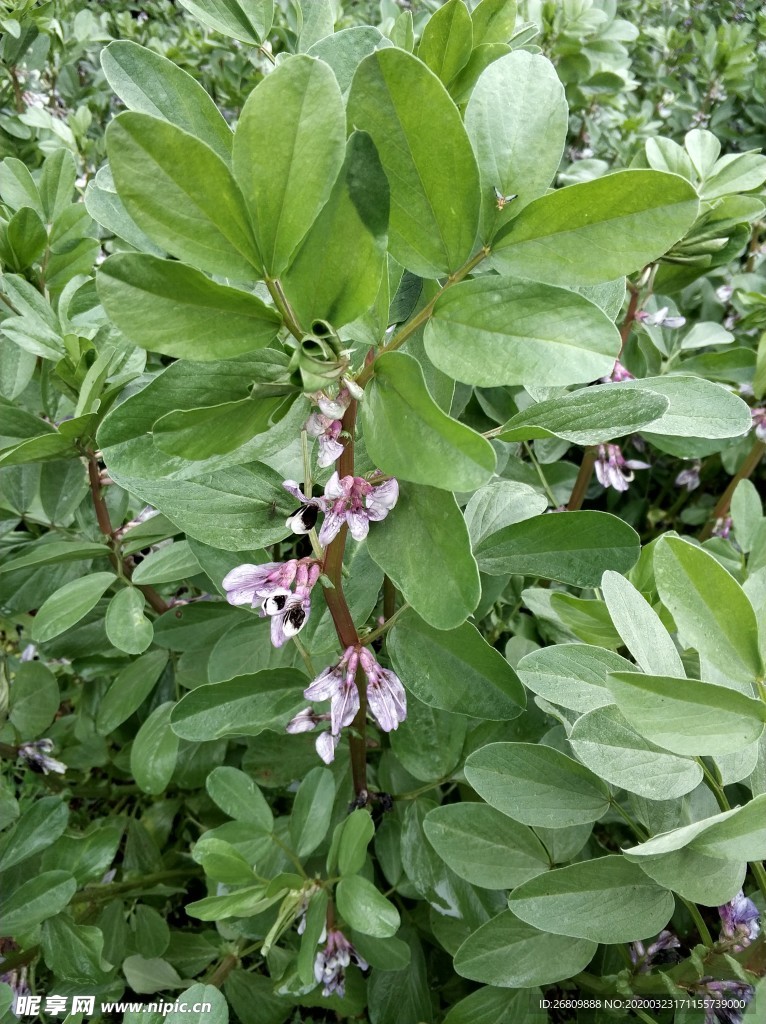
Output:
[470,0,517,46]
[600,570,685,677]
[0,871,77,936]
[282,131,388,328]
[338,809,375,876]
[497,387,669,444]
[233,55,346,275]
[130,702,180,795]
[423,804,549,889]
[424,278,619,387]
[388,610,525,719]
[42,915,114,987]
[475,511,640,586]
[464,742,611,827]
[307,26,392,92]
[654,536,763,688]
[131,541,201,585]
[361,352,495,490]
[390,697,467,782]
[8,661,60,738]
[612,376,752,448]
[106,112,259,277]
[508,856,674,943]
[297,888,329,986]
[6,207,47,268]
[32,572,116,643]
[105,587,153,655]
[731,479,763,554]
[98,254,281,361]
[96,650,169,735]
[101,41,233,162]
[491,170,699,285]
[177,0,273,44]
[454,910,597,987]
[465,50,566,239]
[625,846,745,908]
[444,987,540,1024]
[516,643,635,713]
[192,836,255,885]
[170,670,306,741]
[605,672,766,756]
[366,483,480,629]
[417,0,472,86]
[166,985,228,1024]
[335,874,400,938]
[347,48,480,277]
[464,481,547,547]
[289,766,336,858]
[569,705,703,799]
[0,797,68,871]
[206,767,273,831]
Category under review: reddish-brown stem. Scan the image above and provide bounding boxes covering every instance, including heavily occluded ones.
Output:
[87,454,169,616]
[567,447,597,512]
[699,438,766,541]
[321,403,368,799]
[618,282,640,357]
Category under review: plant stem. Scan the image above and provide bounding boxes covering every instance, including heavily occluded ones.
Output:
[320,402,368,800]
[619,281,640,355]
[567,447,597,511]
[679,897,714,947]
[699,438,766,540]
[87,454,169,615]
[265,276,303,340]
[522,441,559,507]
[355,246,490,388]
[751,861,766,903]
[360,603,410,646]
[71,868,195,903]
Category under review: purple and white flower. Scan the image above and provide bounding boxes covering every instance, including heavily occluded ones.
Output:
[17,739,66,775]
[222,558,321,647]
[635,306,686,329]
[305,411,345,468]
[601,359,635,383]
[359,647,407,733]
[752,406,766,441]
[675,460,702,491]
[718,889,760,951]
[222,559,299,607]
[283,473,399,547]
[712,515,733,540]
[304,647,360,735]
[594,443,650,492]
[314,929,368,998]
[629,930,680,973]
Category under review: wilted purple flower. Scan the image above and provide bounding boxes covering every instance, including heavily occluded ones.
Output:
[675,460,702,491]
[314,929,368,998]
[222,559,298,607]
[751,407,766,441]
[630,930,680,972]
[304,647,360,735]
[17,739,66,775]
[696,980,754,1024]
[712,516,732,540]
[305,412,344,468]
[283,474,399,547]
[359,648,407,733]
[594,444,650,492]
[718,890,760,951]
[635,306,686,329]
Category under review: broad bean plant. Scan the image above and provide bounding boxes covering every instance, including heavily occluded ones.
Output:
[1,1,766,1023]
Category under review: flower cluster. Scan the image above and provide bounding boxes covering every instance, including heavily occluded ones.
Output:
[717,889,760,951]
[284,472,399,547]
[222,557,321,647]
[304,388,351,468]
[314,929,368,998]
[288,645,407,763]
[594,443,650,492]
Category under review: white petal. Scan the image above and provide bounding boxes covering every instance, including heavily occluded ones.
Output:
[323,472,344,500]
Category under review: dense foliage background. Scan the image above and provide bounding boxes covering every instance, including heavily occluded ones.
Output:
[1,1,766,1022]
